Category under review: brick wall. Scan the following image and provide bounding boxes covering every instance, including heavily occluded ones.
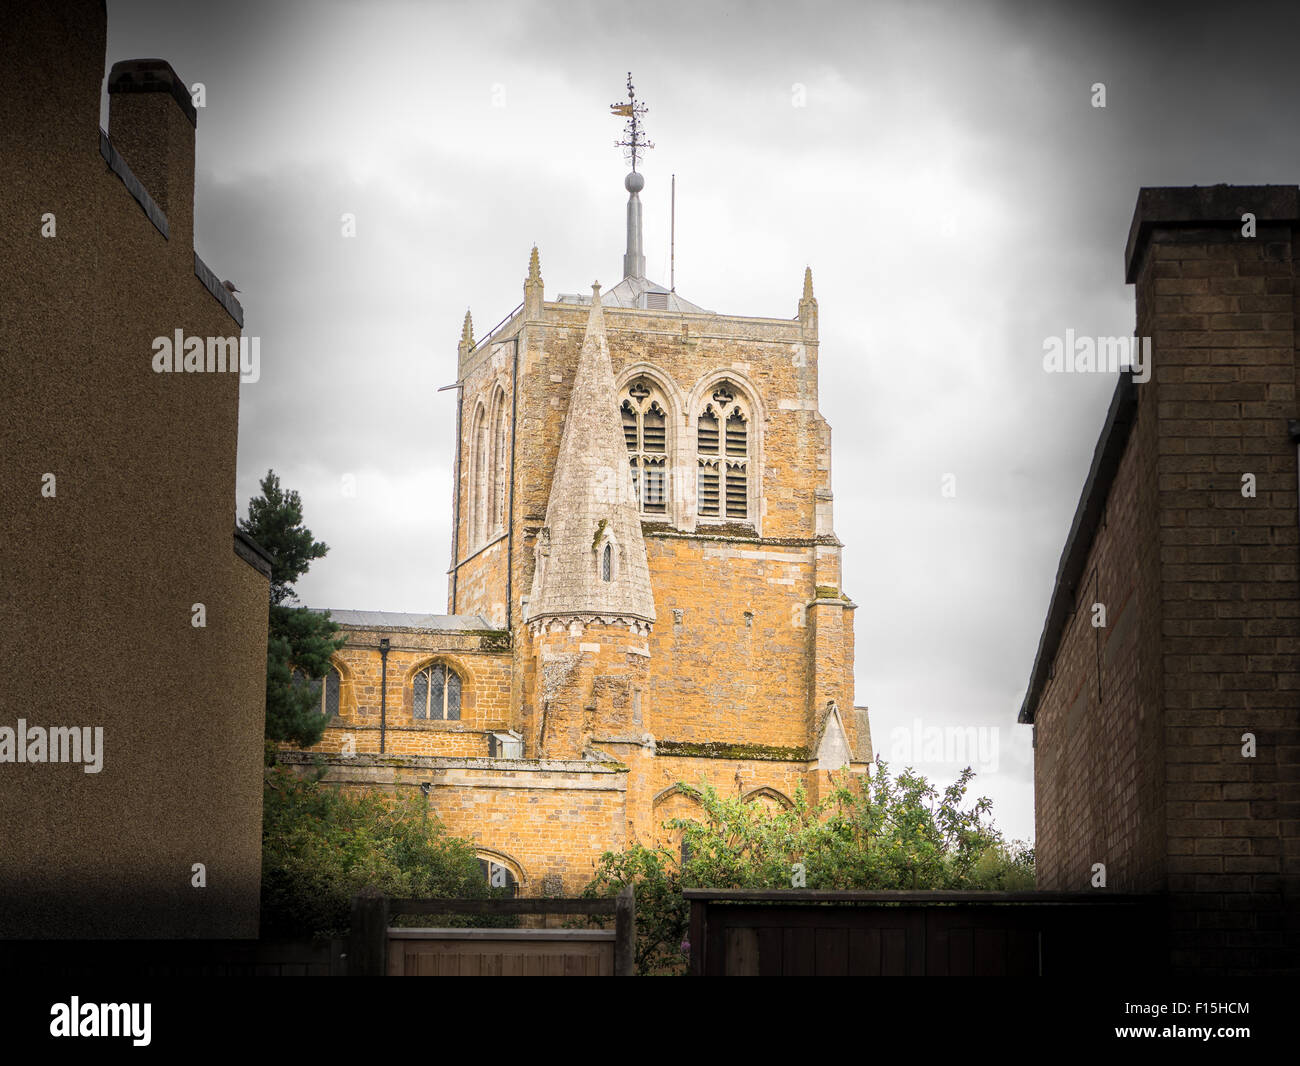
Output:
[0,1,267,937]
[1029,186,1300,975]
[1031,381,1165,895]
[285,753,629,895]
[1135,195,1300,974]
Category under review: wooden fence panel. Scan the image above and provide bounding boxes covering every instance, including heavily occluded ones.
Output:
[686,890,1165,976]
[352,888,635,976]
[388,929,615,977]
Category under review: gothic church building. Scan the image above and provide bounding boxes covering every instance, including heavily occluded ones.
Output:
[284,147,871,894]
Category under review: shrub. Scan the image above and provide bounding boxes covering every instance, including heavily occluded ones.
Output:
[579,759,1033,974]
[261,765,510,939]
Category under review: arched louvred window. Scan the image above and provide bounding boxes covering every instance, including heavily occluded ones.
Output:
[621,378,671,517]
[413,663,462,721]
[698,382,751,520]
[601,542,612,582]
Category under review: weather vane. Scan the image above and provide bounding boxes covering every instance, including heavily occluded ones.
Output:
[611,72,653,172]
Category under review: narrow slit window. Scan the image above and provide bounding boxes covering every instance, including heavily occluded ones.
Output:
[602,542,612,582]
[491,392,509,531]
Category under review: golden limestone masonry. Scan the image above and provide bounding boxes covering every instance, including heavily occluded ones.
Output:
[280,91,871,893]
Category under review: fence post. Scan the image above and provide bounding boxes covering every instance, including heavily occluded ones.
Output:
[349,888,389,976]
[614,884,635,976]
[688,894,704,976]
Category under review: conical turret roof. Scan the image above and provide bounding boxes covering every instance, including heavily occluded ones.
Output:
[525,284,656,627]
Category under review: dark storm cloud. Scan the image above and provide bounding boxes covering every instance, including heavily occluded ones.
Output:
[96,0,1300,839]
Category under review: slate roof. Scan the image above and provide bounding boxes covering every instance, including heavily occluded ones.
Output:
[309,609,498,631]
[556,274,709,313]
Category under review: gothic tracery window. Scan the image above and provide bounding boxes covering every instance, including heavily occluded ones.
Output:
[697,381,750,521]
[621,377,669,516]
[413,663,462,721]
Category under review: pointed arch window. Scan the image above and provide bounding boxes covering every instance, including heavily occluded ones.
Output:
[698,381,750,520]
[488,387,509,533]
[621,377,670,517]
[469,403,489,546]
[291,665,341,717]
[413,663,462,721]
[601,542,612,582]
[478,856,520,896]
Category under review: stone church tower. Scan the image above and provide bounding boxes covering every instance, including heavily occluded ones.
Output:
[289,86,871,890]
[448,108,870,797]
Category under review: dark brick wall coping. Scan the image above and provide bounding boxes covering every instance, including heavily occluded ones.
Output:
[107,58,198,126]
[1125,184,1300,283]
[233,528,273,579]
[1019,374,1139,724]
[98,128,167,238]
[98,128,242,328]
[194,252,244,327]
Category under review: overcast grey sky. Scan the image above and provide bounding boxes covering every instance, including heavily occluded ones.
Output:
[103,0,1300,842]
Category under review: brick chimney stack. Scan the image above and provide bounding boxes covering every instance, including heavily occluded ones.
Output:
[107,59,197,254]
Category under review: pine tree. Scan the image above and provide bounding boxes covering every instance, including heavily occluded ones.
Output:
[239,470,345,749]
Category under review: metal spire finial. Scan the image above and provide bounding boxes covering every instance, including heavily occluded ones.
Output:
[612,74,651,279]
[611,72,653,172]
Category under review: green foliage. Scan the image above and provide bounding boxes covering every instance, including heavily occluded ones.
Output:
[239,470,346,748]
[239,469,330,607]
[261,766,511,939]
[579,843,688,976]
[969,839,1036,890]
[579,760,1034,975]
[264,605,346,749]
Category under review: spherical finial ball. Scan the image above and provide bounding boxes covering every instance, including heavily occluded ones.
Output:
[624,171,645,193]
